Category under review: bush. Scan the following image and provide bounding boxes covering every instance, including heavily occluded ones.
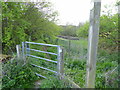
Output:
[2,59,39,88]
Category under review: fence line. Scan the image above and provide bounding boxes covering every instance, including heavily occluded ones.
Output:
[25,41,58,47]
[19,41,80,88]
[21,41,64,79]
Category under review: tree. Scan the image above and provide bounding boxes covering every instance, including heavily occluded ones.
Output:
[24,2,60,41]
[60,25,78,37]
[2,2,28,54]
[2,2,60,54]
[98,14,118,52]
[76,22,89,38]
[76,13,118,52]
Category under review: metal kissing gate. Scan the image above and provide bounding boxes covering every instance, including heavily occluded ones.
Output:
[22,41,64,79]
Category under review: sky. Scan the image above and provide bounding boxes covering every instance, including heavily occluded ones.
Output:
[49,0,118,26]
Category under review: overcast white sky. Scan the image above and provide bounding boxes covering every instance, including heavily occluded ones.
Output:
[49,0,118,26]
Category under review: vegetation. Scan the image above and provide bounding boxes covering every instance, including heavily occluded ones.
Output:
[2,58,39,88]
[74,3,119,87]
[60,25,78,37]
[76,7,118,52]
[40,76,72,88]
[58,38,118,88]
[1,1,119,89]
[76,22,89,38]
[2,38,118,88]
[2,2,61,54]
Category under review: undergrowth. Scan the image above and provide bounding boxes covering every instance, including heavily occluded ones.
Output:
[2,58,39,89]
[2,38,118,88]
[40,76,72,88]
[58,38,118,88]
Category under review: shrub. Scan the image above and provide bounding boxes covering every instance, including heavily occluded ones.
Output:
[2,59,39,88]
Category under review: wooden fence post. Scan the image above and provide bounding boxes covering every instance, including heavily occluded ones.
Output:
[16,45,20,59]
[57,46,64,79]
[60,47,64,79]
[86,0,101,88]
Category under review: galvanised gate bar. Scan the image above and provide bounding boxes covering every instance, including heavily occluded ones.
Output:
[22,41,64,79]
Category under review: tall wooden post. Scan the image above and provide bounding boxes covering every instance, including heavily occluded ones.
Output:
[16,45,21,59]
[57,46,64,79]
[60,47,64,79]
[86,0,101,88]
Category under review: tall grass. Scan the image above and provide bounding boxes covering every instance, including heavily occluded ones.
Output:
[57,38,88,87]
[57,38,118,88]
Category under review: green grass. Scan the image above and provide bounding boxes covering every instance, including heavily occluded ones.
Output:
[40,76,72,88]
[57,38,118,88]
[57,38,88,87]
[58,38,88,60]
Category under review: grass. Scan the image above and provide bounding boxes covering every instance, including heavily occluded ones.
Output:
[57,38,118,88]
[57,38,88,87]
[40,76,72,88]
[58,38,88,59]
